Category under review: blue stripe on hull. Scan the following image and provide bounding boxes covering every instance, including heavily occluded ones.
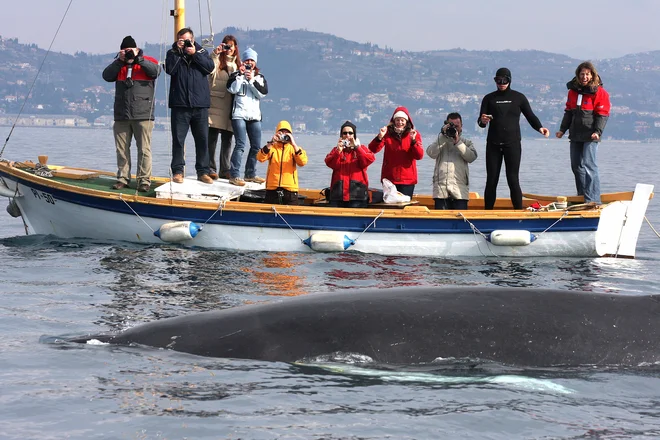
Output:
[3,173,600,234]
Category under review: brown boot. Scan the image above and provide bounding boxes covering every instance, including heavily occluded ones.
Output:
[172,174,183,184]
[208,172,219,180]
[229,177,245,186]
[198,174,213,184]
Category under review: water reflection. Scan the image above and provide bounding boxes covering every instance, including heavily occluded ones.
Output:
[246,252,308,297]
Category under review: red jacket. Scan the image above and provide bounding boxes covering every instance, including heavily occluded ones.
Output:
[368,106,424,185]
[559,81,611,142]
[325,144,375,202]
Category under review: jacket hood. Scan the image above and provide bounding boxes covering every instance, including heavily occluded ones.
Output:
[276,120,292,132]
[389,106,414,129]
[566,77,602,94]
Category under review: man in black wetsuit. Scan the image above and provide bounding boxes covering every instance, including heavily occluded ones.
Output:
[478,67,549,209]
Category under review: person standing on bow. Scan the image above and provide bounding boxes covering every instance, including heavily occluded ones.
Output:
[368,106,424,198]
[207,35,240,180]
[478,67,550,209]
[325,121,376,208]
[556,61,611,204]
[102,35,160,192]
[227,47,268,187]
[426,112,478,210]
[165,27,215,184]
[256,121,307,205]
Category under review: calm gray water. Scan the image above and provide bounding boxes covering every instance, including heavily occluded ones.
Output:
[1,127,660,439]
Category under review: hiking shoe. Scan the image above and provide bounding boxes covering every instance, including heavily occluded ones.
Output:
[198,174,213,184]
[245,176,266,184]
[137,183,151,192]
[172,174,183,183]
[208,172,219,180]
[112,182,127,190]
[229,177,245,186]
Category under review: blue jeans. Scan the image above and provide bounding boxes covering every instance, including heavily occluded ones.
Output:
[570,141,600,203]
[170,107,210,177]
[229,119,262,179]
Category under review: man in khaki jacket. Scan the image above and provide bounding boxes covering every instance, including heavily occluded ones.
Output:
[426,112,478,210]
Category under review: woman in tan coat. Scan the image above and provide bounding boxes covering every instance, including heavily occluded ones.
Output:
[207,35,240,179]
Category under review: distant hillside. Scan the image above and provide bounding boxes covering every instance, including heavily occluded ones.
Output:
[1,29,660,140]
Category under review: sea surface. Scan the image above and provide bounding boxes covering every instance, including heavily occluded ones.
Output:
[1,127,659,439]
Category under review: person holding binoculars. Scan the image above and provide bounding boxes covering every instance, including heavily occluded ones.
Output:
[325,121,375,208]
[256,120,307,205]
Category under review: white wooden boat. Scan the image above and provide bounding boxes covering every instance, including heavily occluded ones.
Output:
[0,159,654,258]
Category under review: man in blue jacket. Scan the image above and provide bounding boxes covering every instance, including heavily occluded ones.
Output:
[166,27,215,184]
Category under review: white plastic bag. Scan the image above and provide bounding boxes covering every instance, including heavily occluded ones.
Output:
[382,178,411,204]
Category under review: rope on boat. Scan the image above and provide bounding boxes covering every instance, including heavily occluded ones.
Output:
[119,194,156,233]
[351,210,385,244]
[0,0,74,159]
[534,210,570,238]
[458,212,499,257]
[271,206,306,243]
[645,216,660,239]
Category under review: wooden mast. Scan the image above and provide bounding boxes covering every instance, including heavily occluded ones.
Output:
[171,0,186,40]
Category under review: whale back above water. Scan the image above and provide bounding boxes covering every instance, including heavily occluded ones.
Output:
[73,287,660,368]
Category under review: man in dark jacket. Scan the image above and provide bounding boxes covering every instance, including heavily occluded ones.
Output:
[102,35,160,192]
[165,27,215,184]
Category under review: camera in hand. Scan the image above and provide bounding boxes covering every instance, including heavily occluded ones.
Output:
[124,49,135,60]
[244,65,252,71]
[279,133,291,142]
[341,140,351,148]
[184,39,193,48]
[222,43,231,50]
[443,122,458,138]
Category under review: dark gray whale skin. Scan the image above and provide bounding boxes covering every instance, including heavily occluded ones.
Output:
[71,287,660,368]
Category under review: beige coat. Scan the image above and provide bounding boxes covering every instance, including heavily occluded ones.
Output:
[208,53,236,131]
[426,134,478,200]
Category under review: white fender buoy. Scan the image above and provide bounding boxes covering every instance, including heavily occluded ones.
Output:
[154,221,201,243]
[488,230,536,246]
[303,232,354,252]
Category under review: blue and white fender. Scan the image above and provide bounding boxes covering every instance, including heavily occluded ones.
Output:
[154,221,202,243]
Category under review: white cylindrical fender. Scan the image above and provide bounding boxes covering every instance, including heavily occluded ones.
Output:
[303,232,354,252]
[488,230,535,246]
[153,221,201,243]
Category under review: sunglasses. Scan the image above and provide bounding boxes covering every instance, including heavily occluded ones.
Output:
[494,77,510,85]
[341,131,354,135]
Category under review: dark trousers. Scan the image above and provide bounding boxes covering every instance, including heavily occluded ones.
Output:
[265,188,298,205]
[395,184,415,199]
[434,198,468,210]
[171,107,210,177]
[208,128,233,177]
[485,141,522,209]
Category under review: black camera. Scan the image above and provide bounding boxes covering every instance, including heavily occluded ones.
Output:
[184,39,193,48]
[443,122,458,138]
[244,65,252,71]
[124,49,135,60]
[279,133,291,142]
[222,43,231,50]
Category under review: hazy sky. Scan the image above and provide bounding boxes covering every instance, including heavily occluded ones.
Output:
[3,0,659,59]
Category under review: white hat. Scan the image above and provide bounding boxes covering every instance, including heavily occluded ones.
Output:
[393,111,408,120]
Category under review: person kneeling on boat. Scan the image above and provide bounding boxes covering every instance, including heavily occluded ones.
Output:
[426,112,478,210]
[256,121,308,205]
[102,35,160,192]
[325,121,376,208]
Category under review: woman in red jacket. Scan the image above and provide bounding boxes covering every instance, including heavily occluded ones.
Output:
[368,106,424,198]
[325,121,375,208]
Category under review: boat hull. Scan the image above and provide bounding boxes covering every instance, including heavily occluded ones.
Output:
[0,166,653,258]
